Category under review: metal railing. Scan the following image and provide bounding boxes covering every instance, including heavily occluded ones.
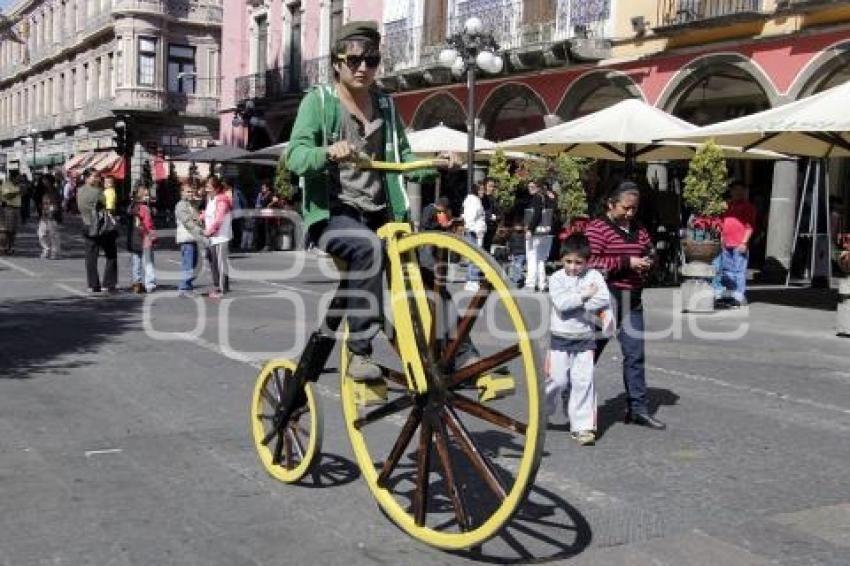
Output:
[382,0,611,74]
[234,67,292,101]
[112,0,223,24]
[658,0,762,27]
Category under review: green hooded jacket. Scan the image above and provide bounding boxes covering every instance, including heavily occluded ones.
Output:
[284,84,435,236]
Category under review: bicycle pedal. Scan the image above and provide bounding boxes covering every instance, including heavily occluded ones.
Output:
[476,373,515,403]
[352,378,388,407]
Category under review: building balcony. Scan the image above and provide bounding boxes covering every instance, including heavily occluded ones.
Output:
[234,68,295,102]
[113,87,220,118]
[775,0,850,12]
[655,0,767,32]
[380,0,612,91]
[112,0,223,25]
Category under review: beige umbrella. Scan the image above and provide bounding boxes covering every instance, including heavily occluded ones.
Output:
[497,99,784,161]
[407,124,495,154]
[665,79,850,157]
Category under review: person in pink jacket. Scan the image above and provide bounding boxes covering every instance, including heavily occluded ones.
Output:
[201,175,232,299]
[129,184,157,293]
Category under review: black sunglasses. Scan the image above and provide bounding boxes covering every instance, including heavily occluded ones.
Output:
[337,54,381,70]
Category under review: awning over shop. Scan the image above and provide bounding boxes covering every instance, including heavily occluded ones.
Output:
[26,154,65,168]
[64,152,96,176]
[63,151,125,179]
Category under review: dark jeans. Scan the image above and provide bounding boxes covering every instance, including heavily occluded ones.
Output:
[595,288,648,415]
[84,233,118,291]
[317,209,387,356]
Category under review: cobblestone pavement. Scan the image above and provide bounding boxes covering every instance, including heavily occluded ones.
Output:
[1,219,848,565]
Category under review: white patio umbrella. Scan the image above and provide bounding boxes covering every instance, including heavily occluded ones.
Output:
[497,99,783,161]
[665,79,850,157]
[407,124,495,155]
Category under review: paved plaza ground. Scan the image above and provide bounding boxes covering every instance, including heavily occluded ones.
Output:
[1,219,849,565]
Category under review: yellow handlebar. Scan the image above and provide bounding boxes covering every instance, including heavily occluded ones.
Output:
[354,158,448,172]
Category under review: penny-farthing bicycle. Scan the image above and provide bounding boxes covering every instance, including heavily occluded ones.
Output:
[250,158,544,550]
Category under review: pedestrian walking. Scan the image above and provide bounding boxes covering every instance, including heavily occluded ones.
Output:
[715,181,756,308]
[0,173,22,255]
[586,181,665,430]
[462,183,486,291]
[63,174,77,213]
[77,170,118,293]
[546,234,610,446]
[227,181,247,252]
[482,177,500,253]
[202,175,232,299]
[507,220,527,287]
[128,184,157,294]
[37,189,62,259]
[175,182,206,297]
[524,180,553,291]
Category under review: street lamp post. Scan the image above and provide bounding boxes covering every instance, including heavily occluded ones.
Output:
[438,17,503,195]
[25,128,38,176]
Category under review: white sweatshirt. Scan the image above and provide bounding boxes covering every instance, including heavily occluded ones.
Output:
[462,193,486,237]
[548,268,611,340]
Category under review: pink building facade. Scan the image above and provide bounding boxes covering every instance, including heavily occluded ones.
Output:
[219,0,384,150]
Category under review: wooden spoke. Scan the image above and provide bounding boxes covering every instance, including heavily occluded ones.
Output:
[272,368,285,401]
[271,426,285,464]
[433,415,470,531]
[413,415,433,527]
[377,364,407,387]
[283,428,294,469]
[287,427,305,461]
[256,413,275,421]
[443,406,507,501]
[448,344,521,389]
[377,406,423,488]
[260,385,277,407]
[440,283,490,366]
[450,393,528,435]
[353,395,415,429]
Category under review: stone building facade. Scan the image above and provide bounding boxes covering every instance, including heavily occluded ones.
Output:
[0,0,222,189]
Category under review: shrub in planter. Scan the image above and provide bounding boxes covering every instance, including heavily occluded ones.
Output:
[553,153,591,233]
[682,140,728,242]
[487,149,521,213]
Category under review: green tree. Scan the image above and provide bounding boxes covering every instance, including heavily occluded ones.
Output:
[275,155,293,201]
[553,154,591,221]
[486,149,519,211]
[683,140,728,218]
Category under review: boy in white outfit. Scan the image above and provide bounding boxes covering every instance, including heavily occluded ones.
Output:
[546,234,610,446]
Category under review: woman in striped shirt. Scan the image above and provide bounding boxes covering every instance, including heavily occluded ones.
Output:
[585,181,666,430]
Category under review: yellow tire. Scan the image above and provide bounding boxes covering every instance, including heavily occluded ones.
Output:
[340,232,544,550]
[251,359,323,484]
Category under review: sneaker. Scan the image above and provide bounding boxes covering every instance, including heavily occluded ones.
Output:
[571,431,596,446]
[207,291,222,300]
[464,281,480,292]
[86,287,101,295]
[40,250,49,259]
[177,290,194,298]
[347,353,383,381]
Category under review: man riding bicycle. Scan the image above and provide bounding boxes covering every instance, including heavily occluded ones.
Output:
[286,20,463,380]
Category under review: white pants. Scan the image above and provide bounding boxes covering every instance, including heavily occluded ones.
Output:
[545,349,596,432]
[525,235,548,289]
[37,219,61,257]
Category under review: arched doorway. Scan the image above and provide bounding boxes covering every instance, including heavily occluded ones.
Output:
[410,92,467,131]
[477,83,548,141]
[660,55,779,268]
[791,43,850,253]
[659,55,777,125]
[556,71,643,121]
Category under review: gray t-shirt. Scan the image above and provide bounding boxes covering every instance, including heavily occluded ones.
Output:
[328,98,386,213]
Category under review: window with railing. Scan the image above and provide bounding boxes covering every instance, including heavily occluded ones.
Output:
[658,0,761,27]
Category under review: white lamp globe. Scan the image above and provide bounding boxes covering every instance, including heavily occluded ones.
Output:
[451,56,466,78]
[438,48,459,69]
[464,16,483,35]
[487,52,503,74]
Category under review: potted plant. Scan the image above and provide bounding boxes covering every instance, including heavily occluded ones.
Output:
[552,153,591,236]
[487,149,521,217]
[681,140,728,263]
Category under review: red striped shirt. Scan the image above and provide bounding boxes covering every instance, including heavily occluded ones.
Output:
[585,217,652,290]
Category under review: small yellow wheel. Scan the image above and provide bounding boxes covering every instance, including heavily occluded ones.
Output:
[341,232,544,550]
[251,359,323,483]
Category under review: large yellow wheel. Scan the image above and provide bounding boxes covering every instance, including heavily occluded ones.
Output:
[341,232,544,550]
[251,359,323,483]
